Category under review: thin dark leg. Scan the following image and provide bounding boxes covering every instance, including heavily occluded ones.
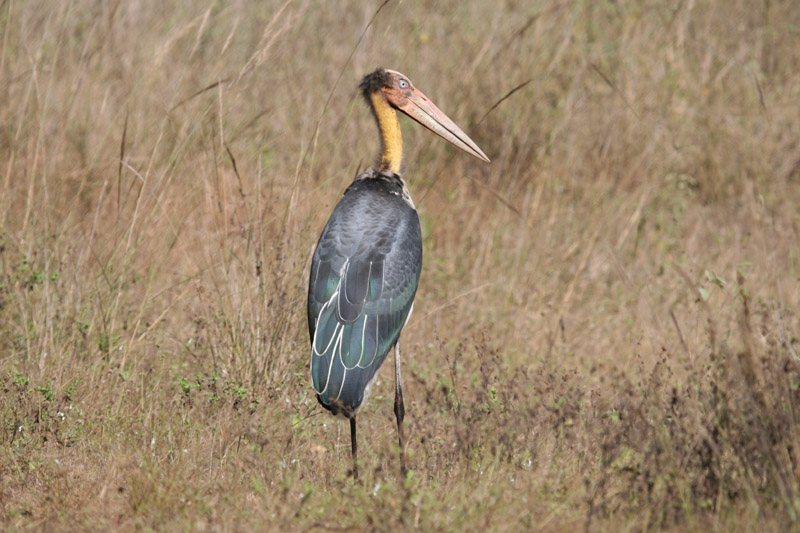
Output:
[350,416,358,480]
[394,340,407,476]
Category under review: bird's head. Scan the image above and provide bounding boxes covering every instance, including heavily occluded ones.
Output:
[359,68,490,163]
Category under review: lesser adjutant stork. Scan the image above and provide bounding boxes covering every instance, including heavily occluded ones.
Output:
[308,68,489,479]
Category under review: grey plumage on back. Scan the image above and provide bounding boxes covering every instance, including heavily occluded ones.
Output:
[308,169,422,417]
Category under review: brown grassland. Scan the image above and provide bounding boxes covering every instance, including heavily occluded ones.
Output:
[2,0,800,530]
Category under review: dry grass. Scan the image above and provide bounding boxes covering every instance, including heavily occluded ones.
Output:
[2,0,800,530]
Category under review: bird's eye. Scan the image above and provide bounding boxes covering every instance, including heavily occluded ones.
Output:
[399,80,408,88]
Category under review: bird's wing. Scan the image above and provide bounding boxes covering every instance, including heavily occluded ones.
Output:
[308,186,421,413]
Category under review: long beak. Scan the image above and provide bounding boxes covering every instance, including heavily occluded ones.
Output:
[397,89,490,163]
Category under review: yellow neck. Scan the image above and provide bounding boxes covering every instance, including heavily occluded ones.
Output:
[369,92,402,174]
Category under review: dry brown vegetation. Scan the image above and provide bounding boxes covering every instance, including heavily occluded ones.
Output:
[2,0,800,530]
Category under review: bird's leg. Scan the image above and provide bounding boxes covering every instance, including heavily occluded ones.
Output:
[350,416,358,480]
[394,340,407,476]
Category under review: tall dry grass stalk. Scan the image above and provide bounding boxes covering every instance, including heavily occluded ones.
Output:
[1,0,799,530]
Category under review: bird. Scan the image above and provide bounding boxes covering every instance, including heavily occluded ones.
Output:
[307,68,489,479]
